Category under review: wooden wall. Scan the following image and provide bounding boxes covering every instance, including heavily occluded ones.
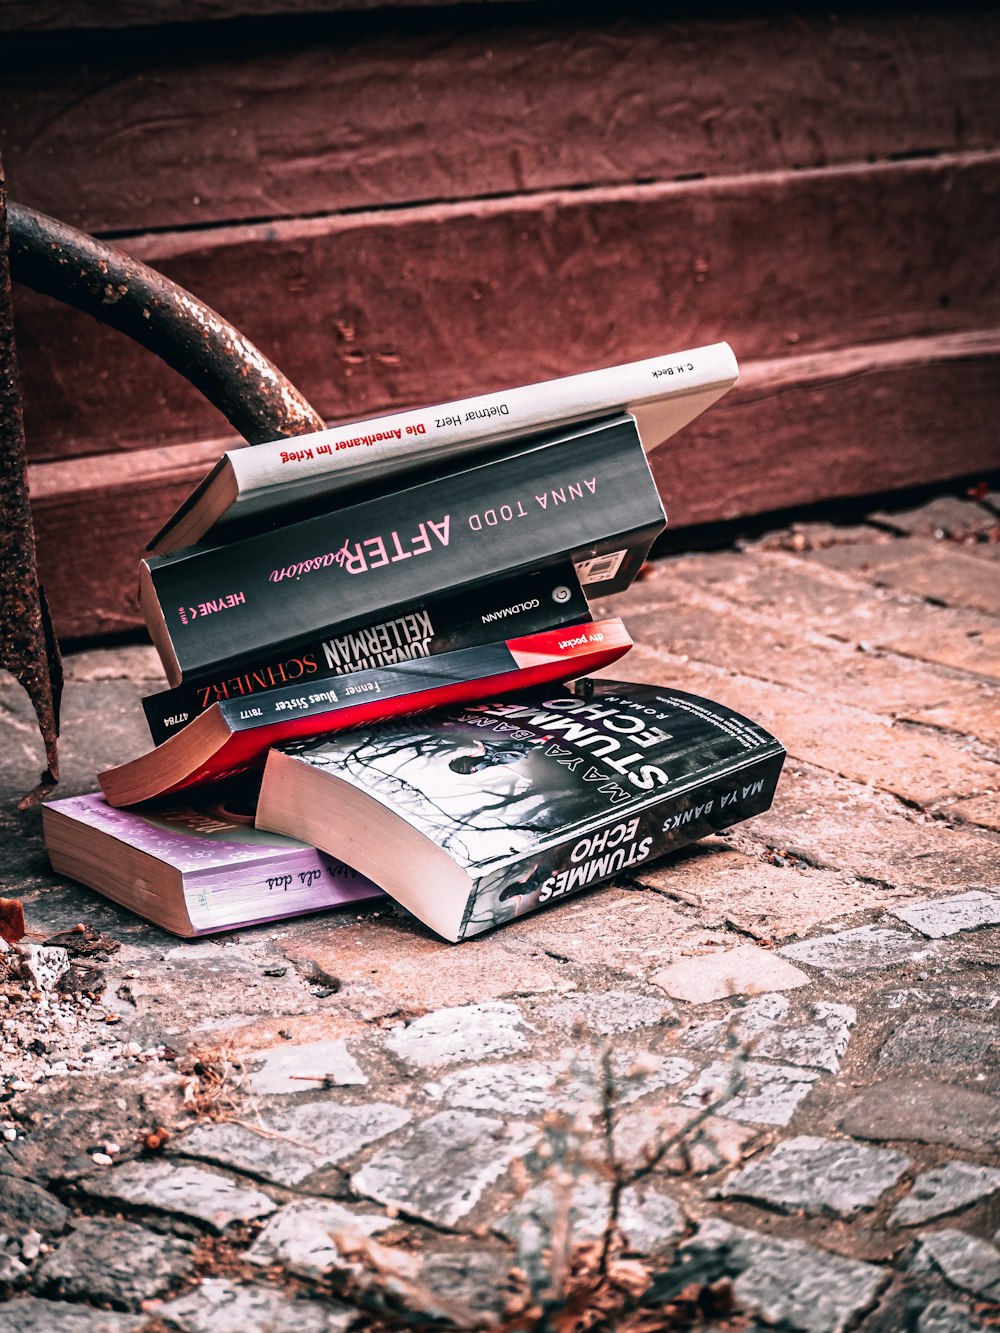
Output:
[2,2,999,639]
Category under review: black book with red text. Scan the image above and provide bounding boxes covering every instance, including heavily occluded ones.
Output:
[141,564,590,745]
[148,342,736,554]
[99,618,632,807]
[255,679,785,943]
[140,415,664,687]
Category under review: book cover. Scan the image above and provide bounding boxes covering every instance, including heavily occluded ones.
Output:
[99,618,633,807]
[142,564,590,744]
[255,679,786,942]
[141,414,664,687]
[43,790,383,937]
[149,342,737,554]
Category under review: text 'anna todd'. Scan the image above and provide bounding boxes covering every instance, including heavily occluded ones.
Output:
[269,477,599,582]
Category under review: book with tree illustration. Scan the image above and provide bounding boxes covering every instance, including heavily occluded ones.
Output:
[255,679,785,942]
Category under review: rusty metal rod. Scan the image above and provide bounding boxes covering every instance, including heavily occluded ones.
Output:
[7,201,325,446]
[0,177,62,803]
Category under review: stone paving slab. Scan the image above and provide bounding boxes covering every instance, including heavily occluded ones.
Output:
[278,912,577,1012]
[682,1057,821,1127]
[877,1013,1000,1089]
[719,1135,911,1217]
[916,1299,991,1333]
[2,501,1000,1332]
[612,584,993,718]
[893,891,1000,939]
[652,941,810,1002]
[912,1229,1000,1302]
[32,1216,195,1309]
[867,495,999,539]
[497,1170,684,1280]
[246,1198,395,1279]
[672,1218,888,1333]
[158,1279,357,1333]
[79,1160,277,1233]
[383,1001,530,1068]
[170,1099,412,1187]
[803,539,1000,617]
[244,1036,369,1093]
[351,1109,537,1227]
[638,546,1000,677]
[612,643,997,807]
[838,1079,1000,1154]
[637,845,891,940]
[0,1300,150,1333]
[749,764,1000,887]
[912,691,1000,750]
[497,885,717,977]
[889,1162,1000,1228]
[0,1172,71,1234]
[780,923,933,973]
[948,792,1000,835]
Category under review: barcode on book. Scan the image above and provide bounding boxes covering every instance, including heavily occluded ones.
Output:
[574,551,627,585]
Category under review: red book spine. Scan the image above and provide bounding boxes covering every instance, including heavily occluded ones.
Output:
[99,619,633,806]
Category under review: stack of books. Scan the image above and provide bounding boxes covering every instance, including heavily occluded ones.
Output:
[44,344,786,941]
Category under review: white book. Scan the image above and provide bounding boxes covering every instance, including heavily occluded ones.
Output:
[149,341,738,555]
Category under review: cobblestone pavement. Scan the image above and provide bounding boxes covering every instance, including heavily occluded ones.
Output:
[0,493,998,1331]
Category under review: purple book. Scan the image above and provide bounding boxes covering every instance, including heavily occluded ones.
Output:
[42,790,383,937]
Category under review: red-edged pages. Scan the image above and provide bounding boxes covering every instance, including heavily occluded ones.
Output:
[98,618,632,807]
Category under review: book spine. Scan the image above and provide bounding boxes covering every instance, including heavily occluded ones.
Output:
[212,618,630,737]
[142,565,590,744]
[144,415,664,684]
[225,342,737,495]
[457,747,785,940]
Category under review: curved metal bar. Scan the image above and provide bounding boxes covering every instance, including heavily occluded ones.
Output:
[7,201,325,445]
[0,180,62,802]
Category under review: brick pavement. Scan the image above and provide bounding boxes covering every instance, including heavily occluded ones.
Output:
[0,493,998,1331]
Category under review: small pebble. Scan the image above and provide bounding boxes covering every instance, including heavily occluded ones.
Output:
[91,1152,113,1165]
[20,1231,42,1262]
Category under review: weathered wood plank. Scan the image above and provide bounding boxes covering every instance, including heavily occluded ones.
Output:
[28,338,1000,640]
[3,11,998,233]
[0,0,526,31]
[661,336,1000,526]
[31,477,170,639]
[13,153,1000,463]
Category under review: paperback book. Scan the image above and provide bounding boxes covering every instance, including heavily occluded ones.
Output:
[99,618,633,807]
[255,679,786,943]
[142,563,590,744]
[150,341,738,553]
[43,788,383,937]
[140,414,663,687]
